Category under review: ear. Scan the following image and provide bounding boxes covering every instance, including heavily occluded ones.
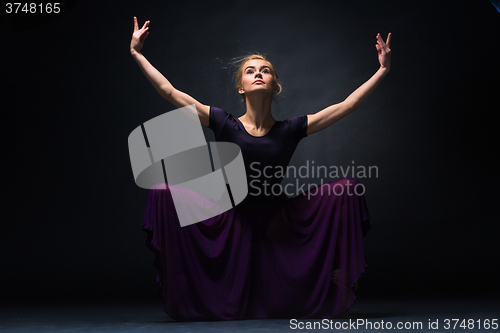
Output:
[238,87,245,95]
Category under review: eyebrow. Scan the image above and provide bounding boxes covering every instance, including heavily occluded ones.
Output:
[244,65,272,71]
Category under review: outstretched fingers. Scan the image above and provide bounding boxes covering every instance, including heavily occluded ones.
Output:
[375,33,384,54]
[133,16,138,31]
[376,33,391,53]
[375,32,392,70]
[133,17,150,34]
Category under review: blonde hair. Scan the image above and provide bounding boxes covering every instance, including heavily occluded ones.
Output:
[233,54,282,101]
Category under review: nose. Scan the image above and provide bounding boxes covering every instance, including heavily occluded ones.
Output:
[254,71,263,78]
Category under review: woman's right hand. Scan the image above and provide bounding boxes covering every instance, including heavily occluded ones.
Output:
[130,17,150,55]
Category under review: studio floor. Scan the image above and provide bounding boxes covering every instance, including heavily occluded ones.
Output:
[1,297,498,332]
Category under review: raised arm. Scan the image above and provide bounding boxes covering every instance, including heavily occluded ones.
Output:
[130,17,210,126]
[307,33,392,135]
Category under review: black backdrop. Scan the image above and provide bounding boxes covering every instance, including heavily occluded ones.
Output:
[1,0,499,304]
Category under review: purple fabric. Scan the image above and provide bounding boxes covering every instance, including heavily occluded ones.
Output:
[141,107,371,321]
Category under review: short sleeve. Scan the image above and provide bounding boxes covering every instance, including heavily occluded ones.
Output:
[208,106,230,139]
[288,115,308,141]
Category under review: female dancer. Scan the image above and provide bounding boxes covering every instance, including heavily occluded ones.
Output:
[131,16,391,321]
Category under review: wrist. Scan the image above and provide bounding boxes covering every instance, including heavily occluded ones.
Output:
[130,48,141,57]
[378,66,390,75]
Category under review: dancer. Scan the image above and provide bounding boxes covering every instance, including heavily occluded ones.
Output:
[131,16,391,321]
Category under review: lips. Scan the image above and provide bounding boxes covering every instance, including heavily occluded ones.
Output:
[253,80,264,84]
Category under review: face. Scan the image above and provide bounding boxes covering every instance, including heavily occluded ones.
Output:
[238,59,277,97]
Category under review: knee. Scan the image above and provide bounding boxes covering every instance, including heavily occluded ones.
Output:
[334,178,360,187]
[324,178,365,196]
[151,183,169,190]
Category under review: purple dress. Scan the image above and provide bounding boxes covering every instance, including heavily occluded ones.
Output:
[141,106,370,321]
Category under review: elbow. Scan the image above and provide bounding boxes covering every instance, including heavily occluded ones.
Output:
[340,101,357,114]
[159,84,174,100]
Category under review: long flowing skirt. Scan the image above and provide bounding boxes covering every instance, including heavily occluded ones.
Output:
[141,178,371,321]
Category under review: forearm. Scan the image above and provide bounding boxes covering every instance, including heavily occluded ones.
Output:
[343,66,389,111]
[131,50,173,99]
[306,66,389,135]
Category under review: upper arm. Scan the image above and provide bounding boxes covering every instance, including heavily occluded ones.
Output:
[166,88,210,127]
[306,102,354,135]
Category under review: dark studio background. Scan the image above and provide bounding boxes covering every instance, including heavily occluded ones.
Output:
[1,0,499,307]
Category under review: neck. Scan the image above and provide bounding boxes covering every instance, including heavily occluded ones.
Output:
[240,94,274,128]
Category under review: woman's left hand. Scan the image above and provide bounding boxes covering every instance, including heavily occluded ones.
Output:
[376,32,391,71]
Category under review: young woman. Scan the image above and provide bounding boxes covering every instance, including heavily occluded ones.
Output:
[131,17,391,321]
